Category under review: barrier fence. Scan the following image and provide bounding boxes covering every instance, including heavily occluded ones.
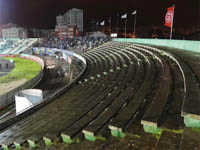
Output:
[113,38,200,53]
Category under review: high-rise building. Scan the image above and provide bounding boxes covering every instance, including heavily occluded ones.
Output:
[56,8,83,33]
[56,15,65,26]
[64,8,83,33]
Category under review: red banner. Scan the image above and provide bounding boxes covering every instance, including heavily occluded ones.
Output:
[164,6,174,28]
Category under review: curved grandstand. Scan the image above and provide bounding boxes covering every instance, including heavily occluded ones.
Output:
[0,40,200,150]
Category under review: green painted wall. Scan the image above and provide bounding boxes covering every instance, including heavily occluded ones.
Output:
[113,38,200,53]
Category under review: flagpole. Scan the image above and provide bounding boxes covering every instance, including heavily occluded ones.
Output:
[134,13,137,36]
[109,17,112,35]
[125,17,127,38]
[170,5,175,40]
[97,20,99,32]
[117,14,119,36]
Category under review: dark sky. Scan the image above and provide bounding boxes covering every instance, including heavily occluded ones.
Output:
[0,0,198,29]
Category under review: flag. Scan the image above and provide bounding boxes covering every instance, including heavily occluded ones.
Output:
[121,13,127,19]
[100,21,105,26]
[132,10,137,15]
[164,6,174,28]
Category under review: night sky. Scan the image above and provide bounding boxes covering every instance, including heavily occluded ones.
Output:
[0,0,198,29]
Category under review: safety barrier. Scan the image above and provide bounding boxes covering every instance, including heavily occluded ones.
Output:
[113,38,200,53]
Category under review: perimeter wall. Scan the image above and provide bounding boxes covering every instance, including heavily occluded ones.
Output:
[113,38,200,53]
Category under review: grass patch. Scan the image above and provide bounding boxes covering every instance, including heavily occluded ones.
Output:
[152,133,162,140]
[163,128,184,134]
[0,57,41,83]
[73,138,81,143]
[96,135,106,141]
